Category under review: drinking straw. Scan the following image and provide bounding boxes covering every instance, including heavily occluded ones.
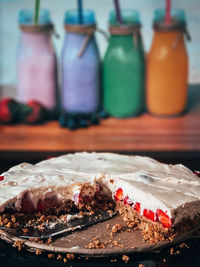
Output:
[77,0,83,24]
[113,0,123,24]
[165,0,171,24]
[34,0,40,25]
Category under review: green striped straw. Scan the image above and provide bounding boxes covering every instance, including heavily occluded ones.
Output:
[34,0,40,25]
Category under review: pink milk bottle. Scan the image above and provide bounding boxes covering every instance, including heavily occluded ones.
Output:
[16,9,58,111]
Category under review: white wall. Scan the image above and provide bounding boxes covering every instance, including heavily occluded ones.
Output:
[0,0,200,84]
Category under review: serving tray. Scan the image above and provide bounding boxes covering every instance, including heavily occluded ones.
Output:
[0,215,199,258]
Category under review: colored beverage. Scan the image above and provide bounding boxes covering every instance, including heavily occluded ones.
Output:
[61,10,100,114]
[147,9,189,116]
[17,9,58,110]
[103,10,145,118]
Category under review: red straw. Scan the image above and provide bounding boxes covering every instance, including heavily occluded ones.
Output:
[165,0,171,24]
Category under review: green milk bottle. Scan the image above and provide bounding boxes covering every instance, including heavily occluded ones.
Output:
[103,10,145,117]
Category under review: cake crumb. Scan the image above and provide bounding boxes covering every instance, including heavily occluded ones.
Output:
[5,222,11,228]
[112,223,122,233]
[112,240,119,246]
[66,253,75,260]
[110,259,117,262]
[57,254,62,260]
[48,254,55,259]
[139,264,145,267]
[122,255,130,263]
[13,240,25,251]
[170,247,174,255]
[63,258,67,263]
[46,237,52,245]
[179,242,186,248]
[85,238,107,249]
[106,224,110,230]
[35,249,42,255]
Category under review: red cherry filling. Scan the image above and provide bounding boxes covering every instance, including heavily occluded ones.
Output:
[156,209,172,228]
[0,176,4,181]
[21,193,35,213]
[114,188,123,201]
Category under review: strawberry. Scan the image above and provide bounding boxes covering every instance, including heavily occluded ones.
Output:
[143,209,157,222]
[47,155,54,160]
[72,193,81,205]
[114,188,124,201]
[44,195,61,208]
[0,176,4,181]
[22,101,48,124]
[36,199,48,212]
[134,202,141,213]
[0,98,20,123]
[20,193,35,213]
[156,209,172,228]
[123,196,129,205]
[82,195,92,203]
[94,191,100,200]
[194,170,200,177]
[123,196,133,206]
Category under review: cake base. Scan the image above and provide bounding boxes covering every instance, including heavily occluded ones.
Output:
[0,215,199,258]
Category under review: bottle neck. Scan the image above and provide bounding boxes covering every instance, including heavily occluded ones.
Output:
[152,30,184,46]
[20,30,51,47]
[109,34,133,45]
[109,33,143,51]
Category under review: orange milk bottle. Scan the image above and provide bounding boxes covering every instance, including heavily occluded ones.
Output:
[147,9,190,116]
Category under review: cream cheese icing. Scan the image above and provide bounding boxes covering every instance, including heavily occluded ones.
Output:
[0,152,200,226]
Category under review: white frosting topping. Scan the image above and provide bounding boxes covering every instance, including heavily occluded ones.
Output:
[0,152,200,224]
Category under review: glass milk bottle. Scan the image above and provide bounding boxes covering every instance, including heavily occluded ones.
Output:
[61,10,100,114]
[17,9,58,111]
[103,10,145,118]
[147,9,189,116]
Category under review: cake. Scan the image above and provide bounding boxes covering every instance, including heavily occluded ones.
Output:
[0,152,200,243]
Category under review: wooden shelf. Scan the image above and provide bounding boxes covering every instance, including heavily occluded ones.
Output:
[0,85,200,154]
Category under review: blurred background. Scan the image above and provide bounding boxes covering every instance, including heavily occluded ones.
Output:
[0,0,200,86]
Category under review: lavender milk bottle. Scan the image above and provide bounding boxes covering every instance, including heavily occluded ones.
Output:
[17,9,58,111]
[61,10,100,115]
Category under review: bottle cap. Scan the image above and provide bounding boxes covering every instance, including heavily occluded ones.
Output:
[153,9,186,31]
[18,9,52,25]
[64,10,96,25]
[109,9,141,26]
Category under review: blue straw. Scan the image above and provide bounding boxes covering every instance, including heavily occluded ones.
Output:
[77,0,83,24]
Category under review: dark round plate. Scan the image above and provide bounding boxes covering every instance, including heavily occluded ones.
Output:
[0,215,199,258]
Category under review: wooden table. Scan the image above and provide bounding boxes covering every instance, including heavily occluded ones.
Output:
[0,85,200,171]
